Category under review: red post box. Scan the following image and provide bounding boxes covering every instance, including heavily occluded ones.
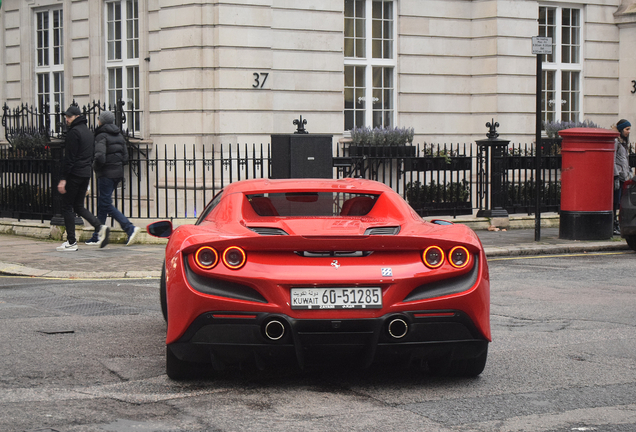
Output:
[559,127,619,240]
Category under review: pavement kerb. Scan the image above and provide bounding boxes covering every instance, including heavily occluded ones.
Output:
[0,261,163,279]
[0,214,561,243]
[484,242,629,258]
[0,214,631,279]
[0,217,169,245]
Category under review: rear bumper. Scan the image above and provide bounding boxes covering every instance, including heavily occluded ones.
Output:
[169,310,489,370]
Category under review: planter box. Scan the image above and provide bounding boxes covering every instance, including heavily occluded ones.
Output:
[0,159,52,174]
[544,156,562,169]
[504,156,535,170]
[408,201,473,217]
[405,156,471,171]
[540,138,562,155]
[503,156,561,170]
[348,145,416,157]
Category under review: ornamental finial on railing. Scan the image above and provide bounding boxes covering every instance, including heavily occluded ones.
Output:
[485,119,500,139]
[293,115,308,134]
[2,102,9,143]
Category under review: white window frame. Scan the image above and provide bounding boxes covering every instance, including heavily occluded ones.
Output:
[539,5,583,123]
[34,7,64,116]
[344,0,397,131]
[105,0,140,132]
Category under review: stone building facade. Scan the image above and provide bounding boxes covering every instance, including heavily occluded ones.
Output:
[1,0,636,148]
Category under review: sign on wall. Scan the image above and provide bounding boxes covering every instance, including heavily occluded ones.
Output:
[532,37,553,55]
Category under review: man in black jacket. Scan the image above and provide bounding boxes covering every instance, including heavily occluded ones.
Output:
[85,110,140,246]
[56,105,110,251]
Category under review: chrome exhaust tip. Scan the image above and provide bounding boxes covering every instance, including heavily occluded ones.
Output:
[264,319,285,341]
[387,318,408,339]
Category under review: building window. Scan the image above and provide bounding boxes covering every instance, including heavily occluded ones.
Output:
[105,0,140,132]
[344,0,395,131]
[35,8,64,116]
[539,6,581,123]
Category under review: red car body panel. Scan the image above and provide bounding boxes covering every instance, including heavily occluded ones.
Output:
[155,178,491,375]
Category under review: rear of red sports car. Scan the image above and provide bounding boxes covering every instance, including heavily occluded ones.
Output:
[152,178,490,379]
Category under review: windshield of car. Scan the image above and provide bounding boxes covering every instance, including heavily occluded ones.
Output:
[246,192,380,217]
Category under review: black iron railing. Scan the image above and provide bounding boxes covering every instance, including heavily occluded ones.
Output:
[0,145,54,221]
[501,140,562,214]
[334,142,474,217]
[109,143,271,220]
[2,99,140,144]
[2,140,633,222]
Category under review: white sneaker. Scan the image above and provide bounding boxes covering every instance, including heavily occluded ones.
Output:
[96,225,111,248]
[126,226,141,246]
[56,241,78,252]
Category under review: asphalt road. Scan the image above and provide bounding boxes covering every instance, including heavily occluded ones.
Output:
[0,251,635,432]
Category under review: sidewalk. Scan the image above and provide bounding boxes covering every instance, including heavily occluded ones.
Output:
[0,216,630,279]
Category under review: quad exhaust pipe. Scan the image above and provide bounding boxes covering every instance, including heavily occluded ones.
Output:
[387,317,408,339]
[264,316,408,341]
[264,319,285,341]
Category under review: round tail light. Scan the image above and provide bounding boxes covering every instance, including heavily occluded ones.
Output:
[449,246,470,268]
[423,245,445,269]
[223,246,247,269]
[195,246,219,269]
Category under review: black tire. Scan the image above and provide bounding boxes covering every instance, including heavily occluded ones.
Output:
[159,261,167,322]
[626,236,636,252]
[428,346,488,378]
[166,346,191,380]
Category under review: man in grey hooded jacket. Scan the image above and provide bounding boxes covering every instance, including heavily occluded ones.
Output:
[85,110,140,246]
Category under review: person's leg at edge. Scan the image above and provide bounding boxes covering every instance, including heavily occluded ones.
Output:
[99,177,136,243]
[76,178,110,248]
[96,177,113,226]
[613,185,622,235]
[87,177,114,243]
[61,175,82,245]
[71,177,101,230]
[105,178,140,245]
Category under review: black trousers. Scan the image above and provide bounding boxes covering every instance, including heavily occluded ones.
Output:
[61,175,101,244]
[614,181,623,212]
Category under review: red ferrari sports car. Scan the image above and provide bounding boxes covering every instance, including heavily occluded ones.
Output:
[148,178,490,379]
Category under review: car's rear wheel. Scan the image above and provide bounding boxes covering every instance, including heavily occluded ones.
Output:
[159,262,167,322]
[427,346,488,377]
[625,235,636,252]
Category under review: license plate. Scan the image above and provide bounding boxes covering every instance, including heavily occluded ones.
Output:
[291,287,382,310]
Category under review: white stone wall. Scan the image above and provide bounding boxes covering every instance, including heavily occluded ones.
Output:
[616,1,636,129]
[585,2,621,130]
[0,0,631,147]
[146,0,343,148]
[1,1,24,105]
[399,0,623,144]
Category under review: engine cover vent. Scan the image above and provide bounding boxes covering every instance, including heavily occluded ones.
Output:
[364,226,400,235]
[248,227,289,236]
[295,251,373,258]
